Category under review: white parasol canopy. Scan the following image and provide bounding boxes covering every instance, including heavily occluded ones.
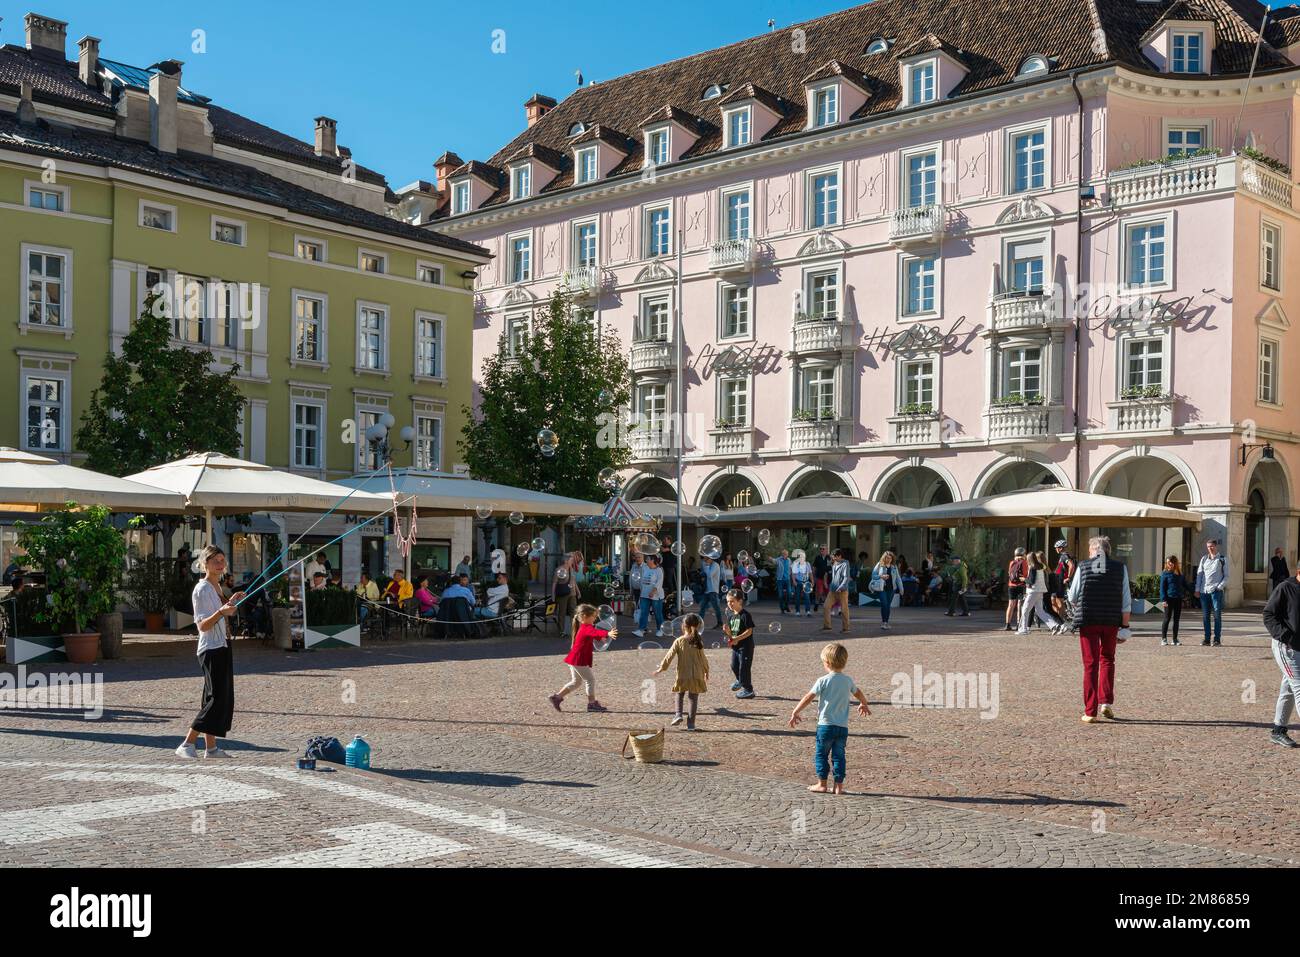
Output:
[896,486,1203,530]
[0,447,187,513]
[335,469,605,518]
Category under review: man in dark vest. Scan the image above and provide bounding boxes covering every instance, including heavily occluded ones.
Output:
[1066,536,1131,723]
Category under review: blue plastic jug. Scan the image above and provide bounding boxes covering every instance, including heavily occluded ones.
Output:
[344,735,371,770]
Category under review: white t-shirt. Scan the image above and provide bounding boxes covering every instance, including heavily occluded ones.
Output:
[304,559,325,582]
[192,579,228,656]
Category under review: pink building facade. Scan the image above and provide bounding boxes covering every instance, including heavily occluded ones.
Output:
[436,0,1300,604]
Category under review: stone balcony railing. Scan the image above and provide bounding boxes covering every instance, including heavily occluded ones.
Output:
[629,430,675,462]
[630,339,673,373]
[1107,396,1175,432]
[788,418,846,454]
[709,426,754,456]
[791,317,851,353]
[559,265,601,300]
[990,292,1058,332]
[888,413,942,446]
[707,237,757,273]
[889,204,947,245]
[1107,154,1294,211]
[985,402,1058,442]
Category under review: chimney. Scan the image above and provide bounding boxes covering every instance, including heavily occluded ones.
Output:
[24,13,67,60]
[78,36,100,88]
[434,151,464,189]
[17,81,38,125]
[314,116,338,157]
[524,93,557,128]
[148,60,182,155]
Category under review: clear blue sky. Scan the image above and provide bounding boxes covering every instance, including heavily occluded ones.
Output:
[1,0,854,186]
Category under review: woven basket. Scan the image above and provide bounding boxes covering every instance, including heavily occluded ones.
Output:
[621,728,665,764]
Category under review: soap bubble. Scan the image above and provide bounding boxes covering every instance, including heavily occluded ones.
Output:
[598,604,615,620]
[540,445,556,458]
[516,543,530,557]
[757,529,771,546]
[536,428,558,453]
[711,640,725,649]
[604,584,616,598]
[593,636,612,652]
[768,621,782,634]
[746,564,758,577]
[475,504,493,520]
[530,536,546,552]
[699,534,722,559]
[737,549,750,564]
[741,579,755,594]
[679,590,695,608]
[803,580,814,594]
[597,390,613,407]
[637,640,663,650]
[670,540,686,557]
[637,532,661,552]
[700,504,721,523]
[598,467,620,490]
[509,511,524,525]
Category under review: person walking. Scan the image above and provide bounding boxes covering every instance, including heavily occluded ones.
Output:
[1051,540,1076,620]
[945,555,970,617]
[775,549,793,614]
[724,589,756,699]
[628,551,645,610]
[653,613,709,730]
[721,554,736,592]
[698,554,724,629]
[812,545,831,611]
[1068,536,1131,723]
[454,554,473,580]
[548,604,615,713]
[1018,551,1064,635]
[787,642,871,795]
[1270,548,1291,595]
[552,554,578,639]
[1194,539,1229,647]
[634,553,666,638]
[821,549,853,634]
[1262,566,1300,749]
[176,545,244,759]
[1006,547,1027,633]
[791,549,813,617]
[1159,556,1185,646]
[871,551,903,631]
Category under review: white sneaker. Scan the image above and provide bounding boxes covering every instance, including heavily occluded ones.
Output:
[655,628,665,637]
[670,715,684,726]
[1015,629,1030,636]
[175,743,198,759]
[633,629,645,638]
[203,747,233,759]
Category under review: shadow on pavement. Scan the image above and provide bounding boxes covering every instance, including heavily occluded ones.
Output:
[378,768,596,789]
[0,726,287,753]
[858,791,1125,810]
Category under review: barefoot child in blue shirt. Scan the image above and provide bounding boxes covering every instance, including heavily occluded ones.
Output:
[788,642,871,794]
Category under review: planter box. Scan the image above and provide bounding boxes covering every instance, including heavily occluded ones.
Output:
[271,607,293,650]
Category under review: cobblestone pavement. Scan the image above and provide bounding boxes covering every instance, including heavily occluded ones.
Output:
[0,604,1295,867]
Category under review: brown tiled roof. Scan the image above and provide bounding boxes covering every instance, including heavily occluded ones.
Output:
[717,81,787,115]
[802,59,875,94]
[435,150,465,168]
[504,141,566,169]
[451,159,504,184]
[895,32,967,63]
[204,105,386,186]
[0,109,488,258]
[1158,0,1218,24]
[571,124,633,152]
[0,43,113,113]
[446,0,1294,214]
[638,104,706,130]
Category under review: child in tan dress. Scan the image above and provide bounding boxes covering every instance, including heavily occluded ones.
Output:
[653,613,709,731]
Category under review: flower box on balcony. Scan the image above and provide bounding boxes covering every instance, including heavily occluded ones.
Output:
[897,403,935,416]
[991,393,1045,408]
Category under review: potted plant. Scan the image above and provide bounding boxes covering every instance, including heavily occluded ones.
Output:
[898,402,935,416]
[15,504,126,664]
[123,556,171,633]
[1132,573,1161,614]
[792,408,816,422]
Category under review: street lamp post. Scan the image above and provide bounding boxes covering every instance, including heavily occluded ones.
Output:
[365,414,417,580]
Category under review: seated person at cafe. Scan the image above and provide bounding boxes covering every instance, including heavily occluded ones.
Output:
[328,569,344,589]
[355,572,381,620]
[477,572,511,620]
[414,576,439,618]
[310,571,328,591]
[383,569,413,605]
[441,573,478,611]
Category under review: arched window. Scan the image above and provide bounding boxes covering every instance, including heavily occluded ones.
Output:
[1247,489,1267,574]
[865,37,891,55]
[702,83,727,101]
[568,121,586,137]
[1017,55,1050,78]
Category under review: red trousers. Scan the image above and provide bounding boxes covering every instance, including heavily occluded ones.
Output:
[1078,626,1118,717]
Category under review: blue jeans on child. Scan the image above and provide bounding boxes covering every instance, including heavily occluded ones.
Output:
[637,596,665,633]
[1201,590,1225,642]
[814,724,849,783]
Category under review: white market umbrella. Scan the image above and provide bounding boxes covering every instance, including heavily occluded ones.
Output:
[335,469,605,519]
[0,447,187,513]
[721,491,906,551]
[127,452,395,545]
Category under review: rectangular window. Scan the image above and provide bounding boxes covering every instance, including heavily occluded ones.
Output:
[576,148,598,184]
[174,276,208,344]
[358,306,387,371]
[903,360,935,409]
[140,204,173,231]
[1127,222,1167,287]
[575,222,598,268]
[640,297,670,341]
[814,87,838,127]
[212,219,244,246]
[909,61,937,104]
[810,171,840,228]
[808,271,839,320]
[726,108,751,148]
[1262,222,1281,292]
[1007,239,1046,293]
[417,263,443,284]
[296,239,323,262]
[1011,129,1046,192]
[638,383,667,426]
[453,182,471,214]
[360,252,386,274]
[1171,32,1203,73]
[1260,339,1279,404]
[725,190,751,240]
[506,316,530,356]
[415,416,442,470]
[1125,339,1164,391]
[721,285,751,338]
[356,409,382,471]
[417,315,443,378]
[25,376,64,451]
[721,377,749,426]
[210,281,240,349]
[1166,126,1206,157]
[293,403,322,469]
[646,206,671,257]
[1004,347,1042,398]
[510,235,532,283]
[801,366,837,416]
[27,187,64,211]
[649,130,670,166]
[904,257,936,315]
[906,152,938,207]
[512,166,531,200]
[26,250,65,326]
[294,295,324,362]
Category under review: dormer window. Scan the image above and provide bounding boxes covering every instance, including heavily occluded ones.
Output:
[511,165,531,201]
[1017,55,1050,78]
[725,107,752,148]
[908,61,937,105]
[576,147,598,184]
[702,83,727,101]
[1171,31,1203,73]
[813,86,839,128]
[452,181,471,215]
[865,37,891,56]
[648,129,670,166]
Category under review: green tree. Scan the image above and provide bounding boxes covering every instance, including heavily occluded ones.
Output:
[76,292,244,476]
[461,290,631,502]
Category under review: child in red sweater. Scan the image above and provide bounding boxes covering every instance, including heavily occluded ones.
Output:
[549,604,617,713]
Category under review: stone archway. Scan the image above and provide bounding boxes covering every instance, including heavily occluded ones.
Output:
[1091,451,1199,579]
[873,463,959,564]
[624,473,677,501]
[785,469,851,500]
[1242,456,1293,599]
